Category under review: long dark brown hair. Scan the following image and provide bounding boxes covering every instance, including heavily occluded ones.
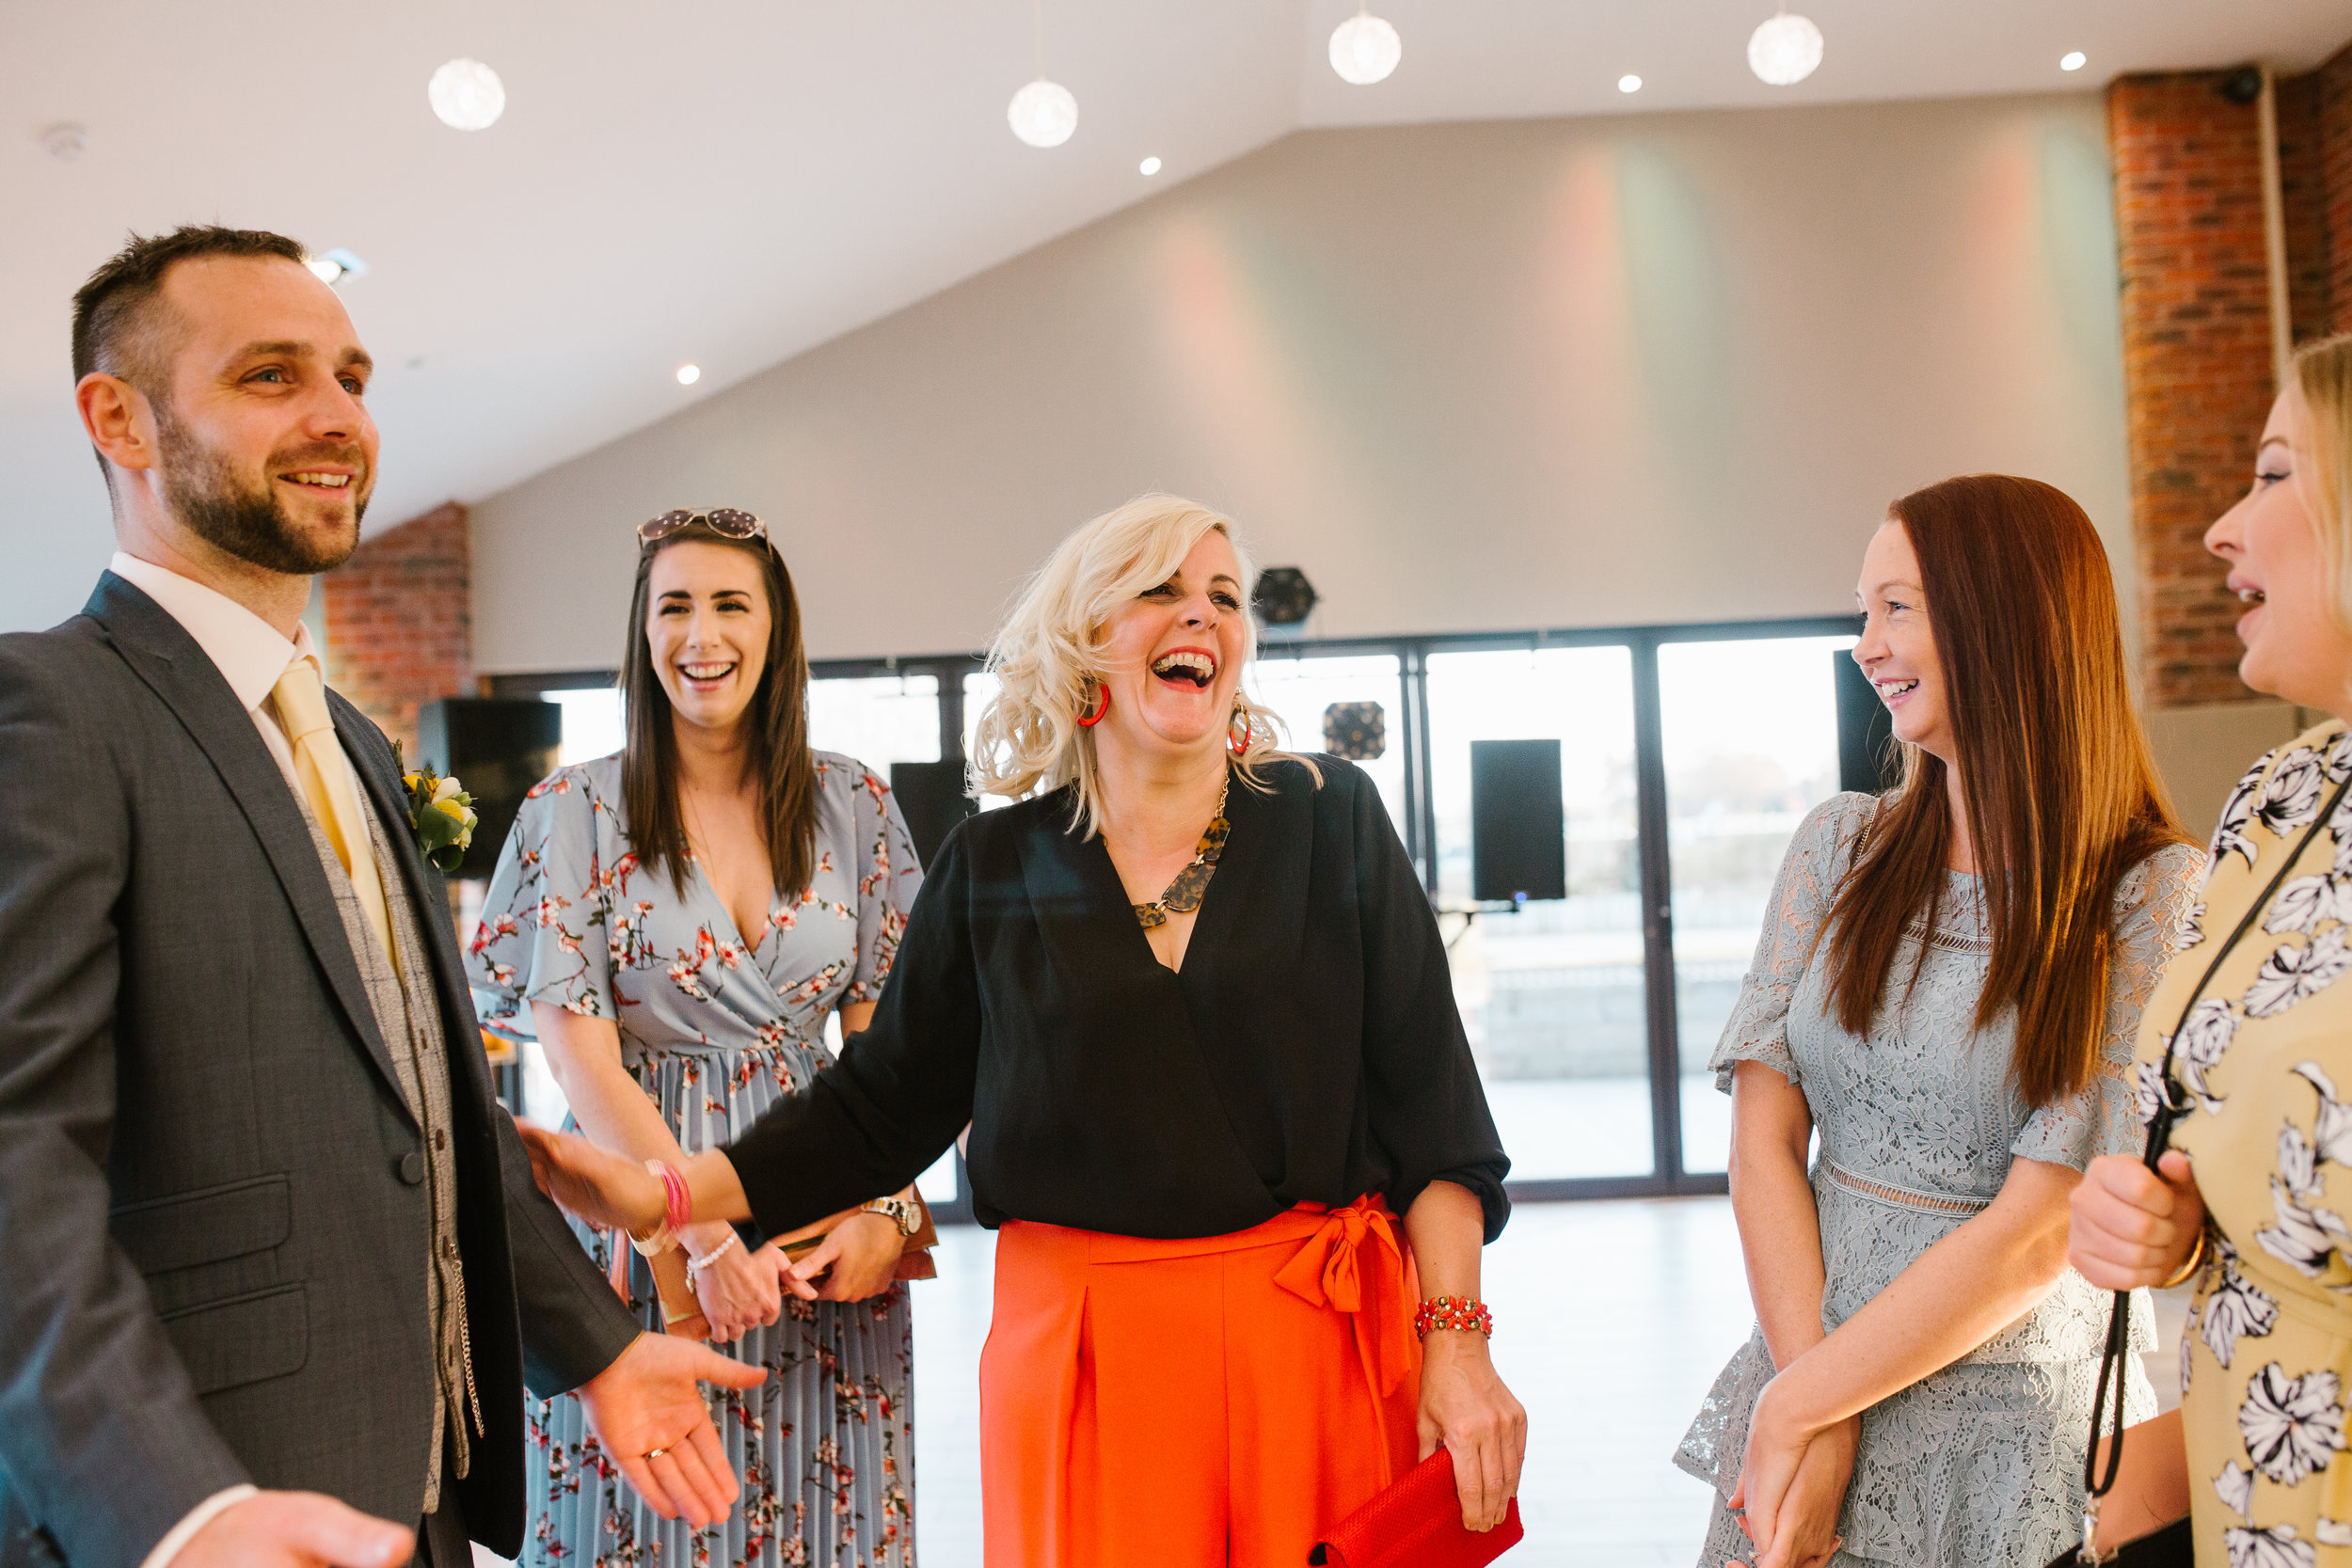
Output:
[1821,475,2191,1110]
[620,520,817,899]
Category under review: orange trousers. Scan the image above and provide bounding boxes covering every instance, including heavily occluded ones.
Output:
[977,1196,1422,1567]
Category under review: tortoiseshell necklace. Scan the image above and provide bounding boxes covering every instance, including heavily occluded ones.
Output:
[1131,772,1231,930]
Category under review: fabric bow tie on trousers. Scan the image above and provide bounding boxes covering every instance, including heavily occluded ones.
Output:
[979,1194,1424,1564]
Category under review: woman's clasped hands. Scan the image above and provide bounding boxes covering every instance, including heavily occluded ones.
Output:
[1727,1372,1859,1568]
[685,1225,807,1341]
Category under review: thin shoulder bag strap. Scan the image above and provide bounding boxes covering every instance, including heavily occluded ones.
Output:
[2083,772,2352,1523]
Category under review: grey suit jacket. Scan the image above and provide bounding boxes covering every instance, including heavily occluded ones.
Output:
[0,574,641,1566]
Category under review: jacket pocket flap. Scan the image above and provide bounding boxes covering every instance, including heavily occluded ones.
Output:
[111,1176,291,1275]
[159,1284,309,1397]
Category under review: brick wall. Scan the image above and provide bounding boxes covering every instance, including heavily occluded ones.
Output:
[323,501,471,755]
[2281,72,2331,345]
[2108,71,2275,708]
[2110,43,2352,708]
[2321,42,2352,335]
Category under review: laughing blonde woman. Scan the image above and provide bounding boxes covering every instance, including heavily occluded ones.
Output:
[516,494,1525,1566]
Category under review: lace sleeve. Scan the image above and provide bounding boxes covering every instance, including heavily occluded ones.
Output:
[2012,842,2205,1167]
[1708,793,1877,1093]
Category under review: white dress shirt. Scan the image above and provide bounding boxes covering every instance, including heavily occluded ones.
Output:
[107,551,373,858]
[107,551,369,1567]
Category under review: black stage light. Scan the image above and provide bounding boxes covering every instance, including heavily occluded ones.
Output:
[1323,701,1386,762]
[1252,567,1318,627]
[2219,66,2264,104]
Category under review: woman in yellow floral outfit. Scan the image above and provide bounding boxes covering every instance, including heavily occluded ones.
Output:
[2070,333,2352,1566]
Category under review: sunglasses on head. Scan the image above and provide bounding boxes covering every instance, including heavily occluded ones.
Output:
[636,508,769,546]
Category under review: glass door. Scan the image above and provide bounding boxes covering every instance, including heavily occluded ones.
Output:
[1657,634,1856,1174]
[1424,646,1649,1180]
[1245,651,1411,832]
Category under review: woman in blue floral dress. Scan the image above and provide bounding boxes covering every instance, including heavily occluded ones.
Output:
[469,509,926,1566]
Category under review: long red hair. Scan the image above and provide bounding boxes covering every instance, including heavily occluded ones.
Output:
[1820,475,2190,1109]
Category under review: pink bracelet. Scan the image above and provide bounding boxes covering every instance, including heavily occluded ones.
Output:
[649,1160,691,1235]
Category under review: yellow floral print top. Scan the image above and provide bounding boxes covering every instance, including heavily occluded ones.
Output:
[2145,720,2352,1568]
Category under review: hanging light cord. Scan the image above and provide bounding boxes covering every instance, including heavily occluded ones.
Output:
[1033,0,1045,81]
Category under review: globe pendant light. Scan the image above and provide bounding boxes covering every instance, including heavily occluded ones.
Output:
[1328,5,1402,87]
[1747,9,1823,86]
[428,56,506,130]
[1008,0,1077,148]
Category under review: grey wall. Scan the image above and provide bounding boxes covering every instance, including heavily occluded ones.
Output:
[469,91,2131,673]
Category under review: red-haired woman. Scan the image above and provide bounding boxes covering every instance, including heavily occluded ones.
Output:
[1671,475,2202,1568]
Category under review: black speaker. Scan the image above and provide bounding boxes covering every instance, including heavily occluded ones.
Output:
[415,698,564,881]
[1470,739,1566,904]
[1833,651,1900,796]
[890,760,977,871]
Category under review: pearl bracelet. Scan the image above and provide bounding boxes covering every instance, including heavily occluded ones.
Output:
[686,1231,742,1273]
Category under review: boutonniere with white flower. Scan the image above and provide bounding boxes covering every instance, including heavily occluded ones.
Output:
[392,740,480,873]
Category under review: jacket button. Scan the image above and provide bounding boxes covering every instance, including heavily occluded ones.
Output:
[399,1151,426,1184]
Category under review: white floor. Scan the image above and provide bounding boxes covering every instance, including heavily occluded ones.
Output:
[489,1196,2189,1567]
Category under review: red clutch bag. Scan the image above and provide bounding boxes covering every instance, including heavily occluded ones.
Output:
[1308,1447,1524,1568]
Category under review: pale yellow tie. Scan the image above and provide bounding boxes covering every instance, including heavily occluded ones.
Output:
[270,657,395,969]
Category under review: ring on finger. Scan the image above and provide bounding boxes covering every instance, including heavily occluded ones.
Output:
[644,1447,668,1460]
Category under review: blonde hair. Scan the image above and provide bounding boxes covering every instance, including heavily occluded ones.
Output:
[969,494,1309,834]
[2296,334,2352,635]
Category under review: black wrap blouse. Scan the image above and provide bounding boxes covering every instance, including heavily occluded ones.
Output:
[726,755,1511,1243]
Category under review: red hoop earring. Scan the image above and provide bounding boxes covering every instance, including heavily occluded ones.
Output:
[1228,705,1254,756]
[1077,682,1111,728]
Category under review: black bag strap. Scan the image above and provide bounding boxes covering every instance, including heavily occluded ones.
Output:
[2084,768,2352,1503]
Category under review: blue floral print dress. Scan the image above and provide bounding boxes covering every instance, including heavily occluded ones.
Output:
[468,750,924,1567]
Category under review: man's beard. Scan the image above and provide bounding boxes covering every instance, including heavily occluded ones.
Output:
[156,404,368,576]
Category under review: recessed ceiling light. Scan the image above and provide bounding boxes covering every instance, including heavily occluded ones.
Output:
[428,57,506,130]
[675,364,701,386]
[304,248,368,287]
[2060,51,2088,71]
[1139,155,1163,176]
[1618,74,1643,93]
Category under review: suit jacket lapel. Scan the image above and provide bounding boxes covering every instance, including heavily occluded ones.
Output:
[84,573,410,1115]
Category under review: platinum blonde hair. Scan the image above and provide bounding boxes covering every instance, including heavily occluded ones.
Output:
[969,494,1309,834]
[2296,335,2352,634]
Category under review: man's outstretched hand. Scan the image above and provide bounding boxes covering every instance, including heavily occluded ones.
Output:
[177,1492,412,1567]
[575,1331,769,1527]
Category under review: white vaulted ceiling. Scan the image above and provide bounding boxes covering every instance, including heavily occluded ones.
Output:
[2,0,2346,628]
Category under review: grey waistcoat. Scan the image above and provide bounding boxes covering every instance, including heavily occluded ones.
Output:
[296,788,477,1511]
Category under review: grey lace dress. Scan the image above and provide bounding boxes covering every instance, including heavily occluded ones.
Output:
[467,751,924,1567]
[1672,792,2202,1566]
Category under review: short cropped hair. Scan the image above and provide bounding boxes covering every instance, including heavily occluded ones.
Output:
[71,225,308,391]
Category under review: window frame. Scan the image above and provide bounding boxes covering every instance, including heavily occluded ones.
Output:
[491,612,1862,1208]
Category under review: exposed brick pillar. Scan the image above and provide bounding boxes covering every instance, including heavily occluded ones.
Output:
[2319,41,2352,335]
[2280,72,2331,346]
[323,501,472,756]
[2108,72,2272,708]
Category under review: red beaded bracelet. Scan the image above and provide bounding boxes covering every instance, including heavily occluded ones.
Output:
[1413,1294,1494,1339]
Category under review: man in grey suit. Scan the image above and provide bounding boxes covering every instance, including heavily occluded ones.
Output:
[0,227,766,1567]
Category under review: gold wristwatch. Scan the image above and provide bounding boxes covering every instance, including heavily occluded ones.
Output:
[862,1196,922,1238]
